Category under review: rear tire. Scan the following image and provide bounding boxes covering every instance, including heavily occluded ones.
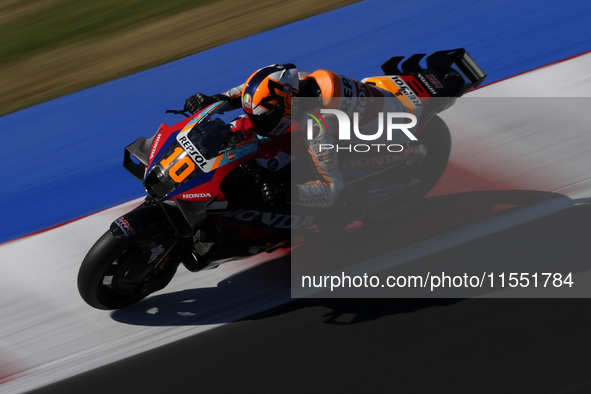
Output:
[77,231,179,310]
[363,115,451,220]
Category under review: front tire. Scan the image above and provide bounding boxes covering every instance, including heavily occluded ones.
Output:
[77,231,179,310]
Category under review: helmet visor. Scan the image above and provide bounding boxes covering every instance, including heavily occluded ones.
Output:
[248,105,285,136]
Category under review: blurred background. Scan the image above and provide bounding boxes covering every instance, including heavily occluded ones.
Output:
[1,0,590,243]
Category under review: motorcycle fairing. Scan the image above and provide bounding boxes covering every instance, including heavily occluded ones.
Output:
[146,101,228,174]
[214,207,311,240]
[141,101,259,204]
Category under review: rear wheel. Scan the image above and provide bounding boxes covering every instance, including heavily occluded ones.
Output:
[77,231,180,310]
[363,115,451,219]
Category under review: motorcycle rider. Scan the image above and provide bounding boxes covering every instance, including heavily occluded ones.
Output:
[183,63,397,209]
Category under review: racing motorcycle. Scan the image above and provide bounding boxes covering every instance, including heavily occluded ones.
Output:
[77,48,486,310]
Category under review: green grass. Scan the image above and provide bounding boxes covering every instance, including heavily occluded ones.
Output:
[0,0,213,65]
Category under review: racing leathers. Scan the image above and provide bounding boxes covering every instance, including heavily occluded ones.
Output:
[188,70,399,208]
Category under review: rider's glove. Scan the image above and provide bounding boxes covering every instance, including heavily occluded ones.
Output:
[184,93,229,114]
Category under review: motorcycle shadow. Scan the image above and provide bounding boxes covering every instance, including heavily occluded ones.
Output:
[111,253,293,326]
[110,252,460,326]
[112,189,591,326]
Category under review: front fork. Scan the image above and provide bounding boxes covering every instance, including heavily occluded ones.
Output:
[109,199,208,273]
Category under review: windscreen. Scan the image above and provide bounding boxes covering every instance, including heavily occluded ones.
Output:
[185,102,255,159]
[188,117,234,159]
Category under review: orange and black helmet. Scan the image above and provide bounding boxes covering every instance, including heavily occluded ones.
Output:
[241,63,299,136]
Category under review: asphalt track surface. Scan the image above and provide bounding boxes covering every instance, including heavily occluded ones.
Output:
[28,299,591,393]
[27,202,591,393]
[1,0,591,392]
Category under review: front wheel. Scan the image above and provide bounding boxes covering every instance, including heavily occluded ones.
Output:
[77,231,180,310]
